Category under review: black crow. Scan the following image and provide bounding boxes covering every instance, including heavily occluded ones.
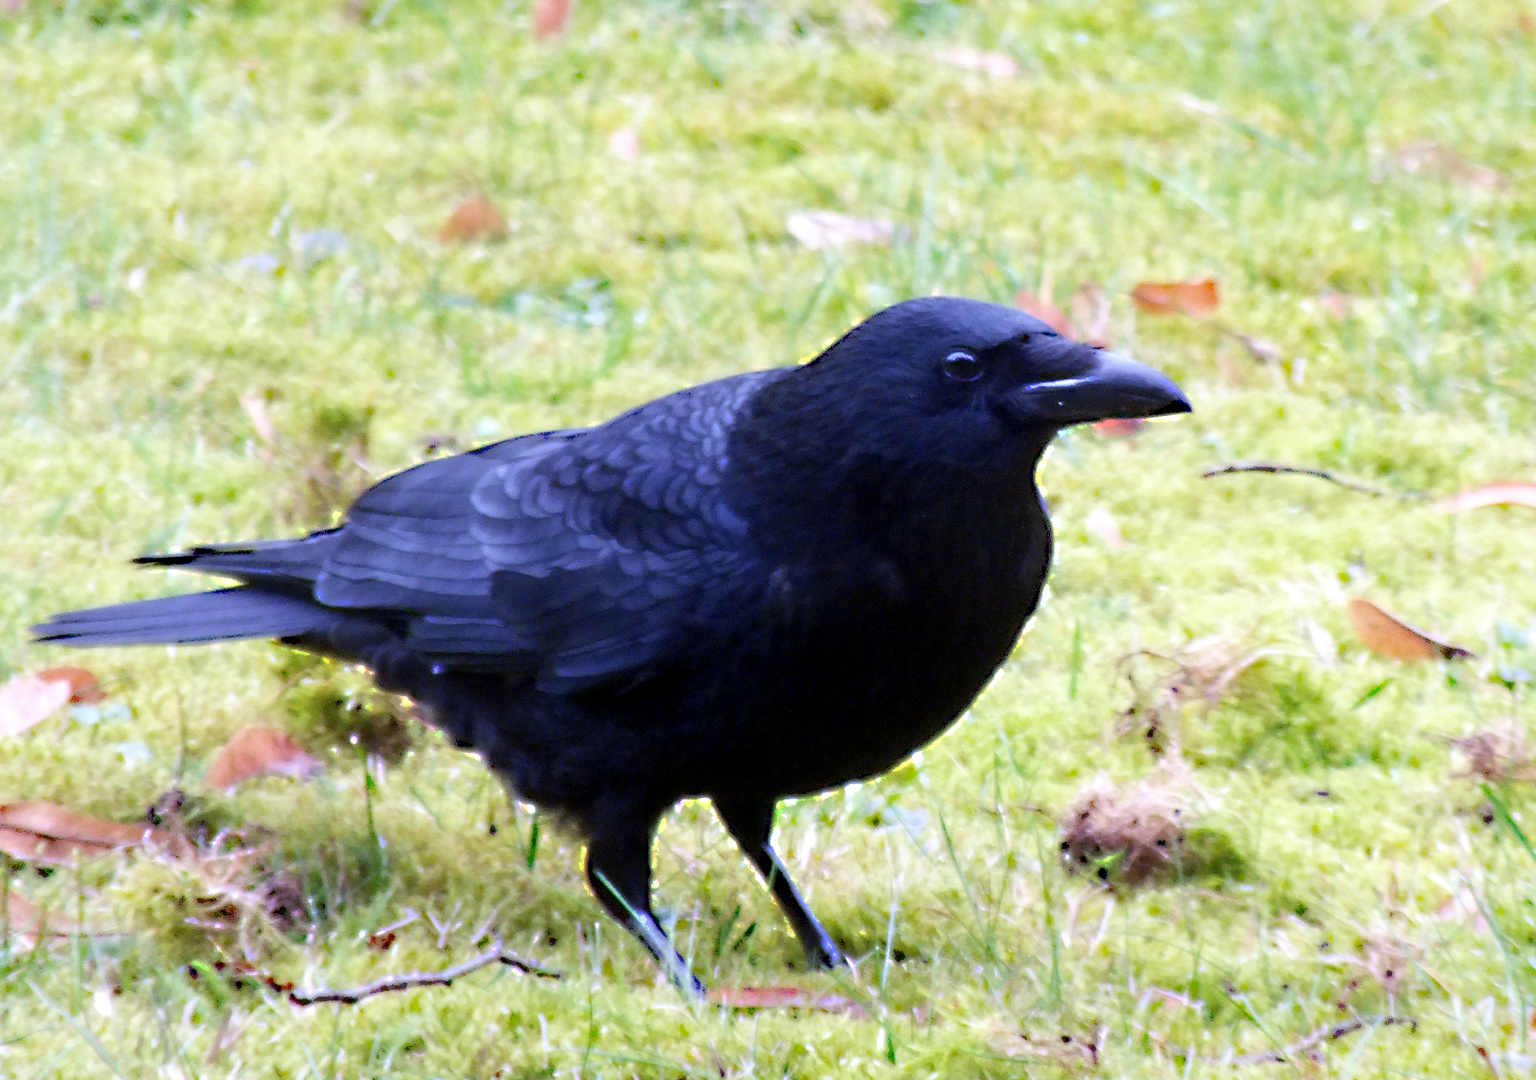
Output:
[34,296,1190,993]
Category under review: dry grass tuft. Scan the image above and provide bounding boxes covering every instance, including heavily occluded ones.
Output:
[1058,761,1201,884]
[120,826,310,965]
[1116,634,1276,755]
[1447,726,1536,784]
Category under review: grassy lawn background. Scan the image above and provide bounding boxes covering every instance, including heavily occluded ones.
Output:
[2,0,1535,1075]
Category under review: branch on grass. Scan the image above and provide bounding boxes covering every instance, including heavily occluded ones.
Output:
[1231,1016,1416,1065]
[280,943,561,1006]
[1201,461,1410,499]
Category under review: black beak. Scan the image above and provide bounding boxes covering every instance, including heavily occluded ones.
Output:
[999,350,1191,427]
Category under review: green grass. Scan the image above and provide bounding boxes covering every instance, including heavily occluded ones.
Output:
[3,0,1535,1074]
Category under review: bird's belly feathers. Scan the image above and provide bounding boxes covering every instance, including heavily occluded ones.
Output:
[692,515,1053,797]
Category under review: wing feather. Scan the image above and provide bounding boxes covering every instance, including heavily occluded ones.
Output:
[303,370,783,690]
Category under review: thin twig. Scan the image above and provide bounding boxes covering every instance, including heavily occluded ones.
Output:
[1230,1015,1416,1065]
[282,943,560,1006]
[1202,461,1404,499]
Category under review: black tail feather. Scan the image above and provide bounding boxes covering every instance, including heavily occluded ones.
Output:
[32,587,328,647]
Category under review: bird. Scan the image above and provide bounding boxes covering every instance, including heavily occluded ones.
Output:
[34,296,1190,994]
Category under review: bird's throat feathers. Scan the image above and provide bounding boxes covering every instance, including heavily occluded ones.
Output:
[725,369,1052,572]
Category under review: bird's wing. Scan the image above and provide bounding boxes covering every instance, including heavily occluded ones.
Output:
[313,371,779,691]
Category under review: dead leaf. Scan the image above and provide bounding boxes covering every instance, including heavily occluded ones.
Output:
[1014,289,1075,337]
[531,0,570,39]
[0,801,164,865]
[785,211,896,251]
[1389,141,1504,189]
[38,666,104,704]
[207,726,324,791]
[0,674,72,737]
[1069,282,1112,346]
[1346,599,1473,662]
[3,890,80,947]
[607,129,640,162]
[239,391,277,446]
[1317,290,1356,320]
[934,47,1018,78]
[1434,481,1536,514]
[1132,279,1220,317]
[438,196,508,244]
[1085,506,1124,549]
[708,985,869,1017]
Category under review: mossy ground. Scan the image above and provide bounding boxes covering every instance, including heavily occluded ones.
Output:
[2,0,1535,1075]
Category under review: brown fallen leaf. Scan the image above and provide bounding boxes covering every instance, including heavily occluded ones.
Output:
[3,890,80,947]
[1346,599,1473,662]
[1389,141,1504,189]
[708,985,869,1017]
[239,390,278,446]
[934,47,1019,78]
[38,665,104,704]
[785,211,896,251]
[0,801,164,865]
[438,195,509,244]
[532,0,571,39]
[0,674,72,737]
[1434,481,1536,514]
[1014,289,1075,337]
[1132,279,1220,318]
[1317,290,1356,320]
[1069,282,1112,346]
[207,726,325,791]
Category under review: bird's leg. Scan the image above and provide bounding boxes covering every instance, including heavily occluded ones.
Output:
[584,818,704,998]
[714,797,845,970]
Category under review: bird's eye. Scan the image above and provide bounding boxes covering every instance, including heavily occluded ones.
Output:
[940,350,982,382]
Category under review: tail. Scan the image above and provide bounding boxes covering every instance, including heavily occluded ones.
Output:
[32,587,329,647]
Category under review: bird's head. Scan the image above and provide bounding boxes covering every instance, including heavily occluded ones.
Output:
[793,295,1191,467]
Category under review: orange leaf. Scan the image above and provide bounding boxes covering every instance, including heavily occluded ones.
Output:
[0,674,72,737]
[1132,279,1220,317]
[1346,599,1473,662]
[708,985,869,1017]
[531,0,571,40]
[207,726,324,791]
[37,665,104,704]
[438,196,508,244]
[1434,481,1536,514]
[1014,290,1075,337]
[3,890,80,947]
[0,801,164,865]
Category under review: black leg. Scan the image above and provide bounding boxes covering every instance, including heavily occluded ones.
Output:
[584,814,704,997]
[714,797,845,970]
